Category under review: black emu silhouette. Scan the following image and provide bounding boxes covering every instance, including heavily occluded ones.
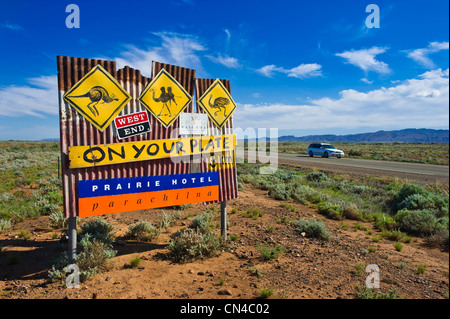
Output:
[69,86,118,116]
[152,86,177,116]
[208,95,230,117]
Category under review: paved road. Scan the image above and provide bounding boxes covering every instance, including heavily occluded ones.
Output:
[241,151,449,181]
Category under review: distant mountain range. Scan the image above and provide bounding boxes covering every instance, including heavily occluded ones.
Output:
[278,128,449,143]
[43,128,448,143]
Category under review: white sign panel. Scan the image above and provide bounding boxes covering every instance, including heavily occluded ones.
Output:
[179,113,208,135]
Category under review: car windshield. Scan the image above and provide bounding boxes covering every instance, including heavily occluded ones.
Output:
[322,144,336,149]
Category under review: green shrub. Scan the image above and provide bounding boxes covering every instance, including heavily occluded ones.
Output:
[268,183,290,200]
[189,212,215,233]
[317,202,343,220]
[396,209,447,236]
[306,172,328,182]
[49,210,67,229]
[356,286,400,299]
[259,288,274,298]
[257,244,285,260]
[295,219,331,240]
[374,215,398,231]
[126,221,161,242]
[48,235,117,283]
[0,218,12,232]
[79,218,115,244]
[242,208,263,220]
[167,229,221,263]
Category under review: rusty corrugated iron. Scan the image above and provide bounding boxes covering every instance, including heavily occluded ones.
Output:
[57,57,197,217]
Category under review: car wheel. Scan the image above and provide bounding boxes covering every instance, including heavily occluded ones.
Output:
[309,151,313,157]
[324,152,329,158]
[337,156,341,159]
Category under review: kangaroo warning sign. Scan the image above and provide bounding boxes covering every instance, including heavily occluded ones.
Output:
[197,78,237,129]
[138,69,192,128]
[114,111,151,140]
[63,65,131,131]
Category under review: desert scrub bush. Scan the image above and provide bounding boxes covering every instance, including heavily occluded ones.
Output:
[295,218,331,240]
[396,209,448,237]
[48,234,117,283]
[356,286,400,299]
[257,243,285,260]
[0,218,12,232]
[317,202,343,220]
[189,212,215,234]
[306,171,328,182]
[79,218,115,244]
[49,210,67,229]
[381,229,412,243]
[268,183,291,200]
[241,208,263,220]
[394,184,448,214]
[417,265,427,274]
[425,231,449,251]
[167,229,221,263]
[160,210,179,231]
[126,221,161,242]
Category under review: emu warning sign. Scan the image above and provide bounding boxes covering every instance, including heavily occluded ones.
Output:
[138,69,192,128]
[63,65,131,131]
[198,78,236,129]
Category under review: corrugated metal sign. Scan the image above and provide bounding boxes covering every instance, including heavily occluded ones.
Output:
[57,56,238,218]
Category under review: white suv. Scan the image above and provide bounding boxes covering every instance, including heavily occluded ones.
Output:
[306,143,344,159]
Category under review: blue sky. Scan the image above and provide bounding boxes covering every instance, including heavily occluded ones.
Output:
[0,0,448,140]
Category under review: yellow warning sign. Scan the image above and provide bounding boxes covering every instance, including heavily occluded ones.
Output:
[198,79,236,130]
[63,65,131,131]
[138,69,192,128]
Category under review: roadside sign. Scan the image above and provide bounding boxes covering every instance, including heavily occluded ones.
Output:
[68,134,236,169]
[63,65,131,131]
[179,113,208,135]
[114,111,151,140]
[138,69,192,128]
[197,78,236,129]
[78,172,219,217]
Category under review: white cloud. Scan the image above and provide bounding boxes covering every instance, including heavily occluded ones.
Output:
[256,63,322,79]
[234,68,449,131]
[285,63,322,79]
[406,41,449,69]
[0,22,23,31]
[206,54,242,69]
[256,65,282,77]
[0,75,58,117]
[115,32,207,77]
[335,46,391,75]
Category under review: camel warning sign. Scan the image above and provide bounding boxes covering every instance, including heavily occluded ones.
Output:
[198,79,236,129]
[138,69,192,128]
[63,65,131,131]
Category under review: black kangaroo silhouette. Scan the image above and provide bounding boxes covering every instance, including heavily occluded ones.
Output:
[69,86,119,117]
[208,95,230,117]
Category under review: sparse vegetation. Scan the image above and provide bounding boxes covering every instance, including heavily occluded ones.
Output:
[257,243,285,260]
[237,163,449,249]
[126,221,161,242]
[167,228,221,263]
[356,286,401,299]
[295,218,331,240]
